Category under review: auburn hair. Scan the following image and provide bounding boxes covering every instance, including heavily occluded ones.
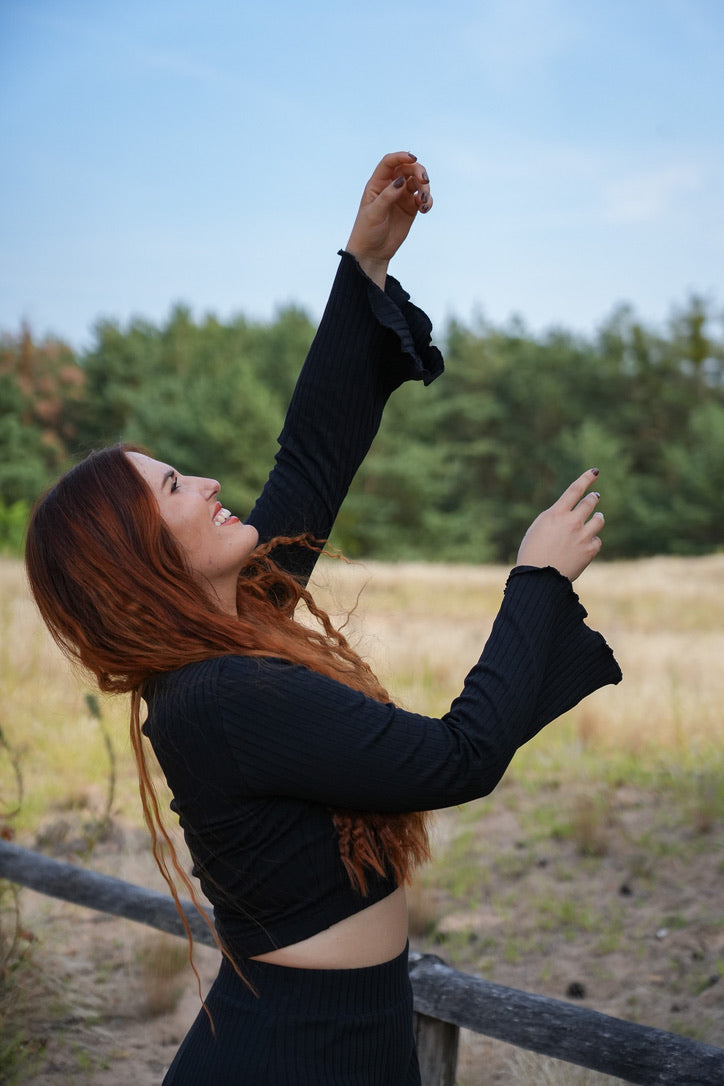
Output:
[25,444,430,975]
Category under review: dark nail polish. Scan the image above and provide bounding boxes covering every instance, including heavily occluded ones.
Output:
[421,204,429,213]
[393,176,405,189]
[422,170,429,183]
[590,467,599,476]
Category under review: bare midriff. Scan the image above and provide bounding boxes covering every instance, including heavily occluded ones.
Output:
[249,886,408,970]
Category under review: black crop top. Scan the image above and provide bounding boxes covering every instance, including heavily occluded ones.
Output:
[143,253,621,962]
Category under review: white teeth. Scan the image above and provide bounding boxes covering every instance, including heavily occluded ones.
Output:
[213,507,231,526]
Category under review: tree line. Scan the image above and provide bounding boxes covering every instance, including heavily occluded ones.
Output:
[2,294,723,563]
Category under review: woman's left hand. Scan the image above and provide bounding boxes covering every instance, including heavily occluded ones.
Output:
[345,151,432,287]
[516,469,605,582]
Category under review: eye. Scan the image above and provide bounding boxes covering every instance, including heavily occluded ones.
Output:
[170,473,179,493]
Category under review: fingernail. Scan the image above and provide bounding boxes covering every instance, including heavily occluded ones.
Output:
[393,176,405,189]
[421,190,429,203]
[421,203,430,213]
[407,152,417,160]
[590,467,599,476]
[422,170,429,183]
[592,492,600,499]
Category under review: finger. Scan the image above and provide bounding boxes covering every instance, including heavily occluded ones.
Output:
[396,169,433,215]
[368,151,419,187]
[381,150,418,169]
[553,468,600,512]
[575,489,600,519]
[584,510,605,537]
[357,153,419,209]
[373,174,420,216]
[409,187,433,213]
[399,161,430,185]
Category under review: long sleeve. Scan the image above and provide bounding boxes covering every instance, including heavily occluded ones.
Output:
[144,563,621,958]
[245,251,443,582]
[215,567,621,813]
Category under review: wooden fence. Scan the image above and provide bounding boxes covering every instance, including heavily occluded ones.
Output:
[2,840,723,1085]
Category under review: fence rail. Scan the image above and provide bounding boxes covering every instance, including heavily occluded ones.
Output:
[2,840,723,1086]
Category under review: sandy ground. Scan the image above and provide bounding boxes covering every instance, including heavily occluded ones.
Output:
[8,784,724,1086]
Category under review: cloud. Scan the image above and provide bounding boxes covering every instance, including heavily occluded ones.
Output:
[133,47,229,88]
[602,162,702,224]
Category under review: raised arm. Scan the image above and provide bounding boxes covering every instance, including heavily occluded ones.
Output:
[245,153,442,583]
[219,474,621,812]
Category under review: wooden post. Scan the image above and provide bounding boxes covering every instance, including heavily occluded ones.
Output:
[414,1010,459,1086]
[408,951,724,1086]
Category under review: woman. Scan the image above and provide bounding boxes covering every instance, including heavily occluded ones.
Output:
[25,152,621,1085]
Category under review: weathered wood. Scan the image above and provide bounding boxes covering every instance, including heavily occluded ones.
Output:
[409,951,724,1086]
[3,843,724,1085]
[413,1011,459,1086]
[0,839,216,947]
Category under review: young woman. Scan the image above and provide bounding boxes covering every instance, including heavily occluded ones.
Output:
[25,152,621,1085]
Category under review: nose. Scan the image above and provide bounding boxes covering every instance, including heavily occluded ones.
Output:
[190,476,220,500]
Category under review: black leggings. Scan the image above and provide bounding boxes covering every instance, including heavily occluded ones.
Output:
[162,943,420,1085]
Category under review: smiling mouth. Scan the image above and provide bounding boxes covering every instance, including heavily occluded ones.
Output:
[212,502,240,527]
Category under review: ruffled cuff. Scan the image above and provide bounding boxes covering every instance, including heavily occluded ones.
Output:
[505,565,622,734]
[338,250,444,387]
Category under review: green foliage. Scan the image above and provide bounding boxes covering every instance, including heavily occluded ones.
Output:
[68,304,312,515]
[1,293,723,561]
[0,502,30,554]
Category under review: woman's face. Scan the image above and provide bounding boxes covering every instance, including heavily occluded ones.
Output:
[125,452,258,613]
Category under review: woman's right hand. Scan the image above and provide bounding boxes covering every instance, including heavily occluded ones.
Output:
[345,151,432,288]
[516,469,605,582]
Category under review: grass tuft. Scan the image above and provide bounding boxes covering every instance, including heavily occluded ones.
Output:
[136,934,190,1017]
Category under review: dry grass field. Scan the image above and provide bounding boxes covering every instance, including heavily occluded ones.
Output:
[1,553,723,1084]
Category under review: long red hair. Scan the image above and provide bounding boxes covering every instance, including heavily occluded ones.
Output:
[25,445,430,962]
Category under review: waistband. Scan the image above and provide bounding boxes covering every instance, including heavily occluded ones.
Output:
[213,942,411,1014]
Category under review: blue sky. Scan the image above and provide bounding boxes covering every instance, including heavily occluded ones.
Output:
[1,0,722,350]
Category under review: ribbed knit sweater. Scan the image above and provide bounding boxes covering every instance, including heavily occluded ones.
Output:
[143,252,622,963]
